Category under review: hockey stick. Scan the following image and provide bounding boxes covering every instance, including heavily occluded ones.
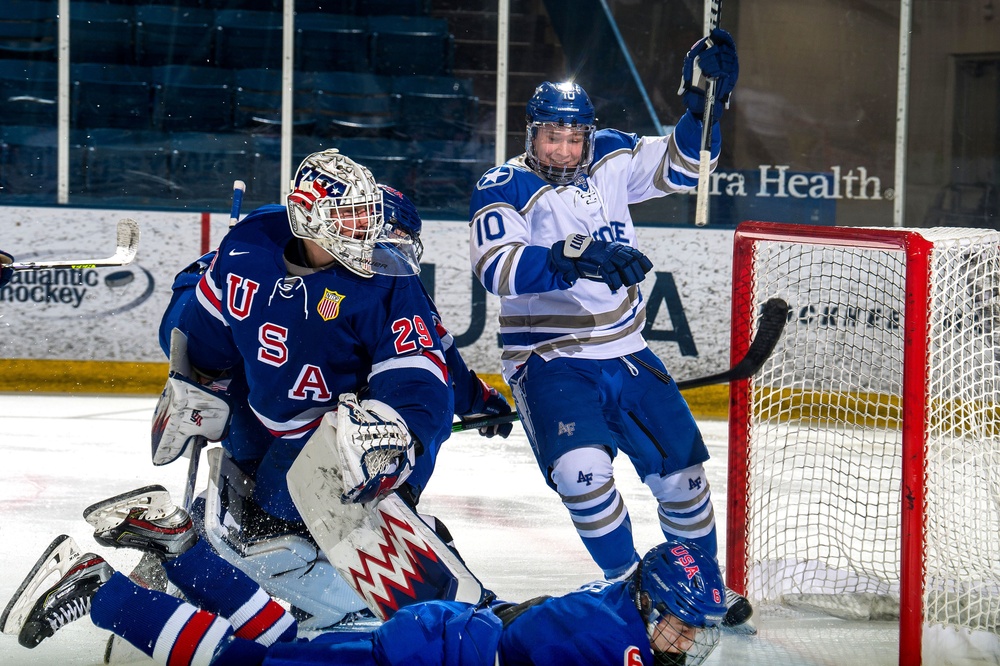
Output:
[180,182,246,510]
[694,0,722,227]
[230,180,246,228]
[452,296,788,433]
[9,218,140,271]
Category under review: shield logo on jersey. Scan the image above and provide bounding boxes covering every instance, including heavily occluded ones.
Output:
[317,289,345,321]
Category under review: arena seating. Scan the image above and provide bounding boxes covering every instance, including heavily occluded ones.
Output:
[0,2,487,212]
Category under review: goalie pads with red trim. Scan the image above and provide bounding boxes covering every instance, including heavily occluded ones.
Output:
[336,393,416,504]
[150,328,230,466]
[287,409,486,621]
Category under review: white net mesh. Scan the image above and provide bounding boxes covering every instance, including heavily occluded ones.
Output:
[734,225,1000,658]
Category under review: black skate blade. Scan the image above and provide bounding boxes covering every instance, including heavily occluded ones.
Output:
[1,535,81,635]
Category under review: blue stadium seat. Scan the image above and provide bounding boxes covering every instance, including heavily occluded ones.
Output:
[295,13,370,74]
[71,63,152,130]
[152,65,234,132]
[0,126,87,203]
[169,132,260,208]
[359,0,428,16]
[214,9,283,70]
[368,15,452,76]
[410,139,494,211]
[232,68,314,135]
[70,3,134,65]
[0,59,57,126]
[295,0,355,12]
[79,129,174,205]
[299,71,399,139]
[134,5,216,67]
[326,137,415,192]
[0,1,57,60]
[391,75,478,140]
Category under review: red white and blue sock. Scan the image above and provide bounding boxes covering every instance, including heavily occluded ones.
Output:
[92,572,239,666]
[162,539,297,647]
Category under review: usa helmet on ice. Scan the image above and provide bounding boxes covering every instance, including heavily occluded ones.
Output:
[379,184,424,263]
[524,80,596,185]
[286,149,384,277]
[632,540,726,665]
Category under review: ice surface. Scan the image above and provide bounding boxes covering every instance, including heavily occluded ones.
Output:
[0,394,918,665]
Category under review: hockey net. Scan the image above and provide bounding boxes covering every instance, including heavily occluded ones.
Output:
[727,222,1000,665]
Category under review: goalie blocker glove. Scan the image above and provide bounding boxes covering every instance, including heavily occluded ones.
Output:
[679,27,740,121]
[549,233,653,292]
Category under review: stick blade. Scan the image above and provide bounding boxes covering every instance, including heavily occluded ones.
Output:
[114,218,140,265]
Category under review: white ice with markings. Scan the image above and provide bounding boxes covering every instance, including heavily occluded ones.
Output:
[0,393,928,665]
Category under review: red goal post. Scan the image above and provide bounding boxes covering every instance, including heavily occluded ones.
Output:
[726,221,1000,666]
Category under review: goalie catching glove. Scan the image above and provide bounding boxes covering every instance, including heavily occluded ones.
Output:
[336,393,416,505]
[550,233,653,292]
[150,329,231,465]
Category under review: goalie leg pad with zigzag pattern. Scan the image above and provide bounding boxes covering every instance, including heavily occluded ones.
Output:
[288,412,485,621]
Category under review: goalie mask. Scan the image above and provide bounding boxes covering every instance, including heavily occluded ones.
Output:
[287,149,385,277]
[632,541,726,666]
[525,81,596,185]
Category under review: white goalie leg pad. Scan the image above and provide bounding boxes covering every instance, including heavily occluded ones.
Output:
[151,329,231,466]
[336,393,415,504]
[201,448,367,630]
[288,422,485,621]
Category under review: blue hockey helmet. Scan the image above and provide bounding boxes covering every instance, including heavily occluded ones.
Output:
[379,184,424,263]
[633,541,726,665]
[524,81,596,185]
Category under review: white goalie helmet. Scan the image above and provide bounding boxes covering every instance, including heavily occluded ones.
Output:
[286,149,385,277]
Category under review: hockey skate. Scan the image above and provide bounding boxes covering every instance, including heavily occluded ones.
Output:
[721,587,756,634]
[83,484,198,561]
[1,534,113,648]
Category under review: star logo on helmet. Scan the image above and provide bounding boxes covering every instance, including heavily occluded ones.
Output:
[477,166,514,190]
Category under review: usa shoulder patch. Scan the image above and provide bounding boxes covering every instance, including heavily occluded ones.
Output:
[317,288,345,321]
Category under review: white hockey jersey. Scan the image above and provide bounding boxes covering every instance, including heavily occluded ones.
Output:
[468,113,719,380]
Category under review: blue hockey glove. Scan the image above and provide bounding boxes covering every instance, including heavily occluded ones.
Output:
[462,372,513,438]
[0,250,13,288]
[549,234,653,292]
[679,27,739,121]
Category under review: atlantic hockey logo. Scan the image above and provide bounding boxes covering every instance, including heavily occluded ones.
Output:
[0,264,155,318]
[345,509,457,619]
[317,289,345,321]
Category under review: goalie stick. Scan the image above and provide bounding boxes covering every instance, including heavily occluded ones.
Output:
[694,0,723,227]
[9,218,139,271]
[182,180,246,509]
[452,296,789,433]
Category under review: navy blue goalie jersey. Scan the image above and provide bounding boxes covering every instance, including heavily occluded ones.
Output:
[180,204,454,458]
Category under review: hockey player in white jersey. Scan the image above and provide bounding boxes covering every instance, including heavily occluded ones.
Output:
[468,30,752,629]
